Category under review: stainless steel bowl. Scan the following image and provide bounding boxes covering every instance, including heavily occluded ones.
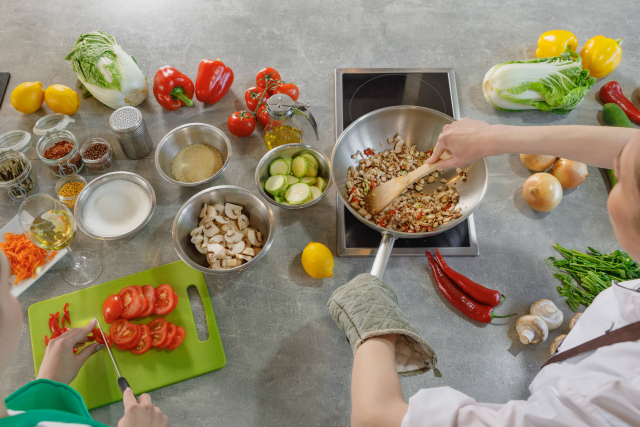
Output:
[255,144,331,210]
[172,185,275,274]
[74,171,156,240]
[155,123,232,187]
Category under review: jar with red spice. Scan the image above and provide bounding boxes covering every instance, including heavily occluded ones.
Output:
[36,130,84,177]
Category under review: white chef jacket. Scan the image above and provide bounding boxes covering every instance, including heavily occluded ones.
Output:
[402,279,640,427]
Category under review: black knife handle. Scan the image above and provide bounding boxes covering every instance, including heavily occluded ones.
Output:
[118,377,131,395]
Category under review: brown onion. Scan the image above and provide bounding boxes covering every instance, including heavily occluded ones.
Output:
[520,154,557,171]
[551,158,588,189]
[523,173,562,212]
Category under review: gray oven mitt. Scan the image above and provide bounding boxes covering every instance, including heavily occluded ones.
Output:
[327,273,437,377]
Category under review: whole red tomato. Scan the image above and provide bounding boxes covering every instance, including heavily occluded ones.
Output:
[256,68,281,94]
[227,111,256,137]
[257,105,270,126]
[245,86,269,112]
[274,82,299,101]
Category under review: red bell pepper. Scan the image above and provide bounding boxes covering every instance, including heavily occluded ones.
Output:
[600,81,640,124]
[195,59,234,104]
[153,66,194,111]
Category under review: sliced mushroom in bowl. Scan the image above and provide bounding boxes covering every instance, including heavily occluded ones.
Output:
[173,186,275,274]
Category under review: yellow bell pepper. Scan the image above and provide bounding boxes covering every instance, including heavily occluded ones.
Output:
[580,36,623,79]
[536,30,578,58]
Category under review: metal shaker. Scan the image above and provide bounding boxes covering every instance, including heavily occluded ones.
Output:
[109,107,153,159]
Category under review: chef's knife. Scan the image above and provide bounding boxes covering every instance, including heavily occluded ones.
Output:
[94,315,130,394]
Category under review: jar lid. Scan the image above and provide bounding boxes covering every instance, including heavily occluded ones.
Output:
[110,107,143,133]
[33,114,75,136]
[0,131,31,152]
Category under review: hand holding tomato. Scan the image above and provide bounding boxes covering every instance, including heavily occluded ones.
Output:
[37,318,103,385]
[227,111,256,137]
[119,388,169,427]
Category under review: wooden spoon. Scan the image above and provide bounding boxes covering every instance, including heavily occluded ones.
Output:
[365,150,453,215]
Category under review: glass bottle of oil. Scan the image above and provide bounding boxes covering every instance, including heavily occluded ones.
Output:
[263,94,318,150]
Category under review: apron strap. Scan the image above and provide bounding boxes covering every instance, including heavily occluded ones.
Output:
[542,321,640,368]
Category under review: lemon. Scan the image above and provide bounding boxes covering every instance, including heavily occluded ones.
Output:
[301,242,334,279]
[44,84,80,115]
[11,82,45,114]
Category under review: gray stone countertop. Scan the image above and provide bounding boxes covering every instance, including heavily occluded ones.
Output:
[1,0,638,425]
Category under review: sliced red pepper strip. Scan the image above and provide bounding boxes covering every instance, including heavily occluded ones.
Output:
[44,336,50,346]
[434,249,503,307]
[63,303,70,325]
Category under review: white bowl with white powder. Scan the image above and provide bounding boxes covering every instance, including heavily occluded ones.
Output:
[74,172,156,240]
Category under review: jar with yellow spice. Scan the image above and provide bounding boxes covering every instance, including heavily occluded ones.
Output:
[55,174,86,208]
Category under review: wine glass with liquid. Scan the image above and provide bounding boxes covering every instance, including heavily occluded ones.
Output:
[19,194,102,286]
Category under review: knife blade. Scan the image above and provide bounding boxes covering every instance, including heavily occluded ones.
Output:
[95,315,131,394]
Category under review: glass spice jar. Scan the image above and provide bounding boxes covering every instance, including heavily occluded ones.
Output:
[0,151,38,203]
[0,130,32,154]
[55,174,86,208]
[36,130,84,177]
[80,138,114,173]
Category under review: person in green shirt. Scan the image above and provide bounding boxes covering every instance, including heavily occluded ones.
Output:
[0,251,169,426]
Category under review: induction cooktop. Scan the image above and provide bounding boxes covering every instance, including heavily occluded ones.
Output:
[334,68,478,257]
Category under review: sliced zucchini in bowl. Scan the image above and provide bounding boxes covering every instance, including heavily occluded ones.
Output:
[300,176,317,185]
[309,186,322,201]
[314,177,326,192]
[285,183,312,205]
[269,159,290,176]
[301,153,319,169]
[265,174,288,195]
[292,156,308,178]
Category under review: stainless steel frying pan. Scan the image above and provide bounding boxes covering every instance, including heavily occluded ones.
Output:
[331,106,489,278]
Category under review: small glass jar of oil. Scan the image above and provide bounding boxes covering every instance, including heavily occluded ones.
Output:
[263,94,318,150]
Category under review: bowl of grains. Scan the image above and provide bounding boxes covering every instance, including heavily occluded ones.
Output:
[55,174,86,208]
[155,123,231,187]
[80,138,114,173]
[36,130,84,177]
[74,171,156,240]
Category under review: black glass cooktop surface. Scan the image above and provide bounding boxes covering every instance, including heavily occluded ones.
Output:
[334,68,478,257]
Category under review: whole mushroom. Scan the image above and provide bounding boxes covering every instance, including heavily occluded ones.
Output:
[550,334,567,355]
[516,315,549,345]
[530,299,564,330]
[569,313,583,330]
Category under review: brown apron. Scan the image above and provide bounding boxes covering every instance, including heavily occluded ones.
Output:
[542,321,640,368]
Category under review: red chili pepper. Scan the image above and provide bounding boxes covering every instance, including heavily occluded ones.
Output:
[434,249,503,306]
[153,66,195,111]
[405,226,409,232]
[600,81,640,124]
[364,148,375,156]
[350,187,356,194]
[195,59,234,105]
[427,252,516,323]
[417,212,422,220]
[389,210,396,215]
[426,227,436,231]
[371,182,376,189]
[444,203,451,211]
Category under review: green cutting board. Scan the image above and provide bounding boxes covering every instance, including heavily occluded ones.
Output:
[28,261,225,410]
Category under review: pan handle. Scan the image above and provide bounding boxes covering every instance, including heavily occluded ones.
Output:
[370,232,396,278]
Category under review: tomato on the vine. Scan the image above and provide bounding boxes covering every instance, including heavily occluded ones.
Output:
[274,82,299,101]
[256,68,281,94]
[245,86,269,111]
[256,105,270,127]
[227,111,256,137]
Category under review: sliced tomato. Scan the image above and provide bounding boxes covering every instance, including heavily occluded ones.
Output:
[170,291,179,312]
[110,319,139,347]
[166,326,186,350]
[103,295,122,324]
[131,324,152,355]
[157,323,177,349]
[118,286,143,319]
[138,285,156,317]
[149,318,169,347]
[154,285,177,315]
[92,327,112,347]
[121,324,142,350]
[135,286,148,317]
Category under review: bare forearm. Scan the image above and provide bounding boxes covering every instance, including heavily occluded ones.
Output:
[351,335,407,427]
[489,125,637,169]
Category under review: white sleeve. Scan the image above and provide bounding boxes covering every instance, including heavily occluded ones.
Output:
[401,385,603,427]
